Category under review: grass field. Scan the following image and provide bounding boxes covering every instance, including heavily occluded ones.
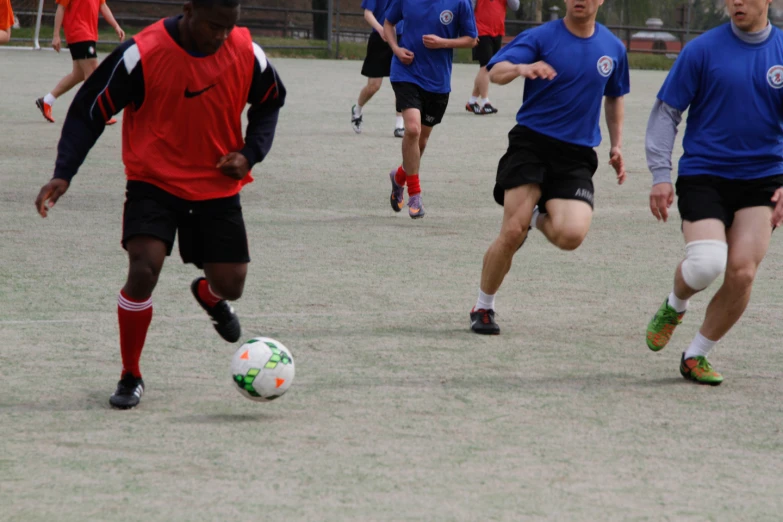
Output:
[1,50,782,521]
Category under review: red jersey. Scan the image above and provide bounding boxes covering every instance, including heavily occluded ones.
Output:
[0,0,14,32]
[122,21,256,201]
[474,0,508,38]
[57,0,104,44]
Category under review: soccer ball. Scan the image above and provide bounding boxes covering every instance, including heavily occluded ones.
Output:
[230,337,295,402]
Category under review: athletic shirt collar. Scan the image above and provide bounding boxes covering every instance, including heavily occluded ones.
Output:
[163,15,209,57]
[730,19,772,45]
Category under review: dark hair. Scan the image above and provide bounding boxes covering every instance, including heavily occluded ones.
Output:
[191,0,239,8]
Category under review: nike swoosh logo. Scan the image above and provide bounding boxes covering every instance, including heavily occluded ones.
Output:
[471,320,478,328]
[184,84,217,98]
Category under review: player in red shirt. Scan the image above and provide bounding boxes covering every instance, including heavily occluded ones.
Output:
[0,0,15,44]
[465,0,519,115]
[34,0,286,410]
[35,0,125,123]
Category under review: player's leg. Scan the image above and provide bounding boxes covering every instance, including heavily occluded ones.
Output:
[186,194,249,343]
[0,28,9,44]
[478,37,503,114]
[535,198,592,251]
[646,175,729,352]
[36,61,84,123]
[467,36,488,114]
[388,82,424,214]
[352,77,382,134]
[473,184,542,334]
[111,183,178,409]
[679,206,772,385]
[394,111,404,138]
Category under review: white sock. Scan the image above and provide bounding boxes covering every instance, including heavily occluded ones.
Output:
[530,205,541,230]
[684,332,717,359]
[44,93,56,105]
[395,115,403,129]
[475,289,496,311]
[478,97,487,107]
[469,95,478,104]
[353,104,363,117]
[667,291,689,313]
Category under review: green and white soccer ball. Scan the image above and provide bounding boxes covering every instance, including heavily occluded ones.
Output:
[231,337,295,402]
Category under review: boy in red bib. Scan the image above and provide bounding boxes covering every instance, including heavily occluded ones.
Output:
[34,0,286,409]
[0,0,14,44]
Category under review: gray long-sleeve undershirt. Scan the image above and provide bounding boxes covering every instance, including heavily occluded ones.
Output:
[646,21,773,185]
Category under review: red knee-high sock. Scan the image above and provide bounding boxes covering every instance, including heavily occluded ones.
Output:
[406,174,421,196]
[118,289,153,378]
[395,165,407,187]
[197,278,223,307]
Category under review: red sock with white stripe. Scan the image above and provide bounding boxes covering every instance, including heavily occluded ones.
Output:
[118,289,153,378]
[197,279,223,307]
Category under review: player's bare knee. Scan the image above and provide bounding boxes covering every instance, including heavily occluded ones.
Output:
[500,224,527,252]
[723,263,756,291]
[210,278,244,301]
[405,122,421,138]
[126,259,160,296]
[681,240,728,291]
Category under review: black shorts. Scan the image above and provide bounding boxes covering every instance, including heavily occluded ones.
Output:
[361,31,393,78]
[494,125,598,208]
[68,40,98,60]
[391,81,450,127]
[472,35,502,67]
[676,174,783,228]
[122,181,250,269]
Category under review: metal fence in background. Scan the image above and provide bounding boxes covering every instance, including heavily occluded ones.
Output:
[15,0,766,56]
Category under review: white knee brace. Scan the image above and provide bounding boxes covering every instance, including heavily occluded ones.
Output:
[681,240,728,291]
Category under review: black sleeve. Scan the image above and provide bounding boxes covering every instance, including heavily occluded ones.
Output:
[53,39,145,183]
[239,55,286,169]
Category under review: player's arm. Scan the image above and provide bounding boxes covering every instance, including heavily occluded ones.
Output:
[487,31,550,84]
[646,99,683,222]
[52,2,65,52]
[384,0,413,65]
[364,10,384,35]
[217,44,286,181]
[99,2,125,41]
[35,40,144,218]
[604,96,626,184]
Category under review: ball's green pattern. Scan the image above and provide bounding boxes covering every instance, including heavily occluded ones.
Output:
[233,368,261,397]
[233,342,292,397]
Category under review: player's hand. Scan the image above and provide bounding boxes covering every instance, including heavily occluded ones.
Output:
[394,47,414,65]
[422,34,445,49]
[115,26,125,42]
[518,61,557,80]
[649,182,675,223]
[217,152,250,180]
[52,35,61,53]
[609,146,626,185]
[770,187,783,228]
[35,178,70,218]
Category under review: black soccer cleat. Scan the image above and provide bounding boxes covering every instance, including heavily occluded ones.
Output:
[110,373,145,409]
[191,277,241,343]
[470,308,500,335]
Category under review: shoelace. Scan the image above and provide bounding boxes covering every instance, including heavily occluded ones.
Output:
[652,307,681,330]
[475,309,493,324]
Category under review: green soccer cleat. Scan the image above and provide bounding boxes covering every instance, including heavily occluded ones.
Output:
[646,298,685,352]
[680,354,724,386]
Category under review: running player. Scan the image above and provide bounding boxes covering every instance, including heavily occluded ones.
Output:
[351,0,405,138]
[34,0,286,409]
[384,0,478,219]
[645,0,783,385]
[36,0,125,123]
[465,0,519,115]
[469,0,628,334]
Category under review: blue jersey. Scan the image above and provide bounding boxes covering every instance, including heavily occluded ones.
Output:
[361,0,403,34]
[488,20,629,148]
[386,0,478,94]
[658,24,783,180]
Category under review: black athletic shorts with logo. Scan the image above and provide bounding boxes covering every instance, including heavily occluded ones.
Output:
[122,180,250,269]
[68,40,98,60]
[494,125,598,208]
[676,174,783,228]
[472,35,502,67]
[392,81,450,127]
[361,31,394,78]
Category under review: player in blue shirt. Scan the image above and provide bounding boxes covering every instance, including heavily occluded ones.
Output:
[469,0,629,335]
[645,0,783,385]
[351,0,405,138]
[384,0,478,219]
